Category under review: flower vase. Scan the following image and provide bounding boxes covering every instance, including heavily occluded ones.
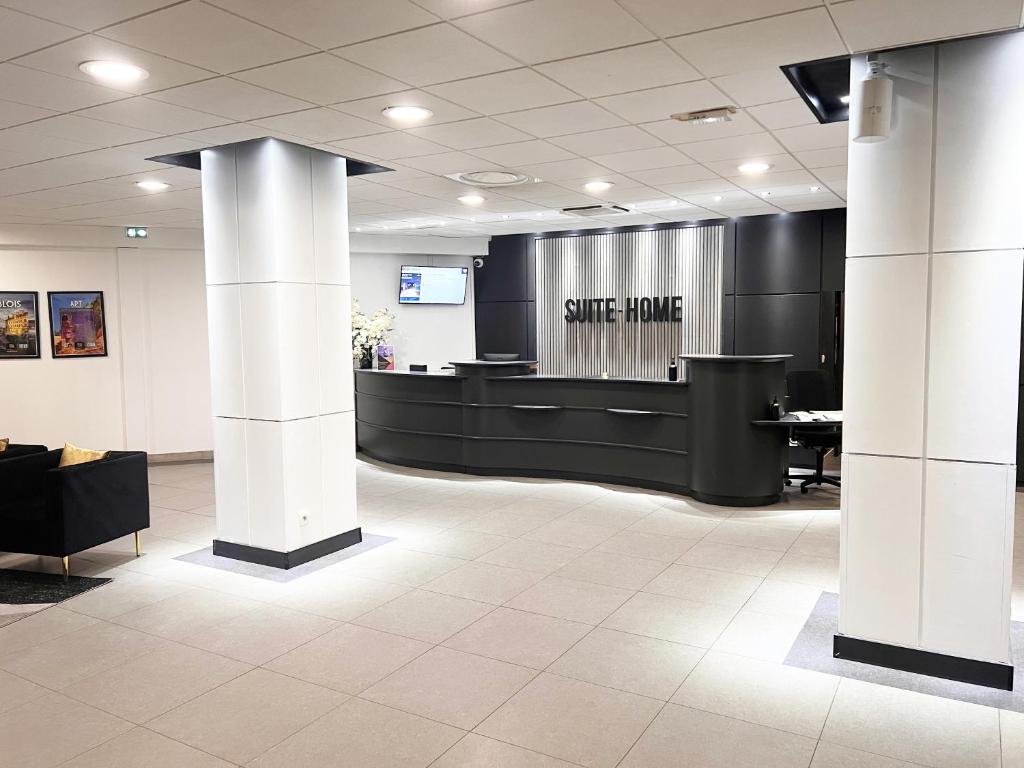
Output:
[359,348,374,369]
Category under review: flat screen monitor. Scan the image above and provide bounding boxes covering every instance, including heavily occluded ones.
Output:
[399,265,468,305]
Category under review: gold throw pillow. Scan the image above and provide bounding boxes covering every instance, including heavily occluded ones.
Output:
[0,438,8,453]
[59,442,109,467]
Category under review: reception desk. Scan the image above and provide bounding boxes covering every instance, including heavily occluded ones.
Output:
[355,356,790,506]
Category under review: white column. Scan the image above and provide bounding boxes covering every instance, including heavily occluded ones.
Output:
[200,138,357,562]
[841,34,1024,667]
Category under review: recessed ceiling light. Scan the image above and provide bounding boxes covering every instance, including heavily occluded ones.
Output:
[452,170,534,187]
[670,106,737,125]
[502,214,510,220]
[840,94,851,104]
[79,60,149,83]
[584,180,614,193]
[737,161,771,175]
[809,185,821,192]
[458,194,485,206]
[381,105,433,124]
[713,195,723,203]
[760,191,772,198]
[135,180,169,192]
[355,226,362,232]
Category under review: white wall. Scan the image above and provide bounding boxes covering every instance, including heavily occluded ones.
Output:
[350,250,477,370]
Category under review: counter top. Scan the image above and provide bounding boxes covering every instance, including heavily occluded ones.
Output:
[355,369,463,378]
[449,359,538,367]
[355,369,684,385]
[680,354,793,363]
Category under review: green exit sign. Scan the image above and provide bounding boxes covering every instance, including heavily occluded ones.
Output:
[125,226,148,239]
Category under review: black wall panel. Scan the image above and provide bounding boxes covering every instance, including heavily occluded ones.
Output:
[735,212,822,295]
[734,293,820,371]
[475,301,529,359]
[721,295,735,354]
[822,209,846,291]
[476,234,531,302]
[723,222,737,296]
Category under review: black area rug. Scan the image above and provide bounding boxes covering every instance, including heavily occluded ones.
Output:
[0,569,111,627]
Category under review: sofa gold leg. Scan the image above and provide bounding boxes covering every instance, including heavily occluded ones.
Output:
[62,556,69,578]
[135,531,142,557]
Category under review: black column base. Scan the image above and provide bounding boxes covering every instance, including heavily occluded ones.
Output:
[833,634,1014,691]
[213,527,362,570]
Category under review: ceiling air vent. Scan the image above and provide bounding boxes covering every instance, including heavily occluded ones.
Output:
[561,203,630,217]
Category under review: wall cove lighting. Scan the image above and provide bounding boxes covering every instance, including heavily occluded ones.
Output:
[381,105,433,123]
[584,180,614,193]
[79,60,149,83]
[458,194,485,206]
[135,180,169,192]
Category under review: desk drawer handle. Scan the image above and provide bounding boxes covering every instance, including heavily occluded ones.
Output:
[606,408,659,416]
[511,405,562,411]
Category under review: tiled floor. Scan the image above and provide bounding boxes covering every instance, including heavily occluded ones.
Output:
[0,458,1021,767]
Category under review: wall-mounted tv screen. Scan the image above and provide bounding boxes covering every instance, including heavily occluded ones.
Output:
[398,265,468,305]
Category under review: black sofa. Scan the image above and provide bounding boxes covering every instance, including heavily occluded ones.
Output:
[1,444,48,460]
[0,449,150,575]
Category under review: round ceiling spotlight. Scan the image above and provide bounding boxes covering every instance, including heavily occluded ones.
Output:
[584,180,615,193]
[135,180,169,192]
[381,105,434,123]
[79,60,149,83]
[455,170,534,187]
[737,161,771,175]
[458,194,485,206]
[809,185,821,192]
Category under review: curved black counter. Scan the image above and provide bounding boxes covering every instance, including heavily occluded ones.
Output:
[355,356,789,506]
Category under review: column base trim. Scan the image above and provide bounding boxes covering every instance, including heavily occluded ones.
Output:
[833,634,1014,691]
[213,528,362,570]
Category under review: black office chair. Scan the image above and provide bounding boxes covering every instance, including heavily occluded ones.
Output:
[785,370,841,494]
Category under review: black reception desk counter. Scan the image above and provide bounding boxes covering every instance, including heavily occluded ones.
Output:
[355,356,790,506]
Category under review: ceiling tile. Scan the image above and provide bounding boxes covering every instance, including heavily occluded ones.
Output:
[794,146,847,168]
[733,168,818,190]
[590,146,691,172]
[79,96,231,133]
[180,123,272,145]
[813,164,848,184]
[747,98,817,129]
[11,35,214,96]
[658,179,740,196]
[235,53,406,105]
[626,164,719,186]
[407,117,533,149]
[253,108,387,142]
[641,112,764,145]
[773,121,849,152]
[830,0,1022,52]
[334,89,478,127]
[411,0,521,18]
[469,139,575,166]
[595,80,730,123]
[393,151,483,175]
[0,0,178,31]
[0,7,79,58]
[617,0,824,37]
[495,102,626,138]
[98,1,316,74]
[455,0,653,63]
[549,126,662,156]
[682,132,786,162]
[335,23,518,87]
[516,157,613,181]
[206,0,439,48]
[0,99,58,129]
[535,42,700,98]
[0,127,94,164]
[0,64,126,111]
[668,8,846,78]
[426,69,577,114]
[712,69,799,107]
[19,114,161,148]
[148,78,314,121]
[332,131,450,159]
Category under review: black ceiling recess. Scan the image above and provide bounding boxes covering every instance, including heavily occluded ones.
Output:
[781,54,852,124]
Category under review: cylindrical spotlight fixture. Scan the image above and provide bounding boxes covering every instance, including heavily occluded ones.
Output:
[852,59,893,143]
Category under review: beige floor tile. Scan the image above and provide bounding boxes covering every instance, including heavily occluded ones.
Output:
[677,541,784,577]
[148,668,345,764]
[477,672,662,768]
[523,519,619,550]
[559,502,652,530]
[459,510,547,537]
[601,592,737,647]
[400,529,512,559]
[628,510,720,539]
[595,530,699,563]
[789,531,841,559]
[153,489,216,511]
[353,588,494,643]
[0,607,98,656]
[423,561,542,604]
[672,652,838,737]
[704,521,803,551]
[744,579,825,618]
[274,573,409,621]
[554,550,668,590]
[0,669,46,715]
[181,604,338,664]
[711,608,808,662]
[60,572,190,620]
[548,626,703,700]
[0,691,132,768]
[431,733,579,767]
[643,564,762,607]
[768,551,840,591]
[363,646,535,729]
[476,539,580,574]
[61,726,235,768]
[62,643,250,723]
[0,621,170,690]
[443,607,591,669]
[110,588,261,642]
[266,623,431,693]
[1002,710,1024,768]
[250,696,463,768]
[619,703,817,768]
[508,498,581,521]
[811,741,917,767]
[821,679,1001,768]
[505,576,634,625]
[341,548,466,587]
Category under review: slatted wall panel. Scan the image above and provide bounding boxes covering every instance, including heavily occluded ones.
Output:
[536,226,723,379]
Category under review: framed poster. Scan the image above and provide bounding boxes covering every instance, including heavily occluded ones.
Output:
[0,291,40,359]
[376,344,395,370]
[48,291,108,358]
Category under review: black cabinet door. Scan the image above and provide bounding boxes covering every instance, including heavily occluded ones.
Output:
[734,293,820,371]
[735,212,822,295]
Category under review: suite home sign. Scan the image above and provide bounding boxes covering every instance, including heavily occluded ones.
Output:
[563,295,684,323]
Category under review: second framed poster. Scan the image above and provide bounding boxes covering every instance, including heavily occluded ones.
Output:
[0,291,40,359]
[48,291,108,358]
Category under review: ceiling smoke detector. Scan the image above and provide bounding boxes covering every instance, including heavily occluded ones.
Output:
[561,203,630,217]
[670,106,737,125]
[450,170,535,187]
